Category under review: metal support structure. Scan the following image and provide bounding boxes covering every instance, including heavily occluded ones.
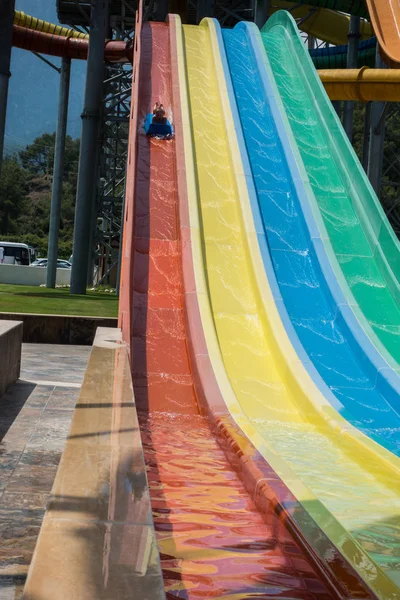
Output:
[58,0,136,291]
[154,0,169,21]
[0,0,16,178]
[47,57,71,289]
[71,0,109,295]
[95,63,132,288]
[254,0,268,28]
[31,52,61,73]
[362,101,371,171]
[343,16,360,142]
[86,112,103,287]
[367,46,387,196]
[197,0,214,22]
[332,101,341,119]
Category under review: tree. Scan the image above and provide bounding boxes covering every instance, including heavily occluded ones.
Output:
[0,156,29,234]
[19,133,56,176]
[19,133,80,182]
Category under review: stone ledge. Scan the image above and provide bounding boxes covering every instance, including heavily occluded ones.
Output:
[0,320,22,398]
[23,327,165,600]
[0,313,118,345]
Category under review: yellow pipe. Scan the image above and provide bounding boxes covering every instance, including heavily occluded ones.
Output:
[270,1,373,45]
[13,10,88,40]
[319,67,400,101]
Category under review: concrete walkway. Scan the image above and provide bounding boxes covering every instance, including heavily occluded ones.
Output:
[0,344,91,599]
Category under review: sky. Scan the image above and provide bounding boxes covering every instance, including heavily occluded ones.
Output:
[5,0,86,154]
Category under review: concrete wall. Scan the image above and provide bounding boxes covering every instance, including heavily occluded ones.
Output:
[0,264,71,286]
[0,321,23,398]
[23,327,166,599]
[0,313,118,345]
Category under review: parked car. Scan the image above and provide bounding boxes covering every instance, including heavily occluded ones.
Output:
[30,259,72,269]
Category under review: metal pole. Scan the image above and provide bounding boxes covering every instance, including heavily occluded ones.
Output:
[0,0,15,178]
[154,0,169,21]
[196,0,214,23]
[343,16,360,141]
[255,0,269,28]
[71,0,109,295]
[332,101,342,119]
[367,46,387,196]
[362,101,371,171]
[46,57,71,289]
[86,164,100,286]
[308,36,315,50]
[87,83,106,287]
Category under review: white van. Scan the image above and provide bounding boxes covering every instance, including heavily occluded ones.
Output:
[0,242,36,266]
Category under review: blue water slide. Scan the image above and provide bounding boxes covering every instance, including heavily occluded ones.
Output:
[309,36,377,57]
[213,20,400,456]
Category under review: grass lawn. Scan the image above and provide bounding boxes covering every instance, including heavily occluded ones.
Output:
[0,284,118,317]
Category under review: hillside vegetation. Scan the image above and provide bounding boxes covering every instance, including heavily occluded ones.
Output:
[0,132,79,258]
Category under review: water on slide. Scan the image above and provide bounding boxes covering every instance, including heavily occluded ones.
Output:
[262,19,400,366]
[222,27,400,456]
[131,20,333,598]
[179,19,400,589]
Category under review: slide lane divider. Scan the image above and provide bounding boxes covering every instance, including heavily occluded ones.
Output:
[168,12,383,600]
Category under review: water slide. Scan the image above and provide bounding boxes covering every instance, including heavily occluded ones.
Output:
[223,17,400,453]
[11,4,400,597]
[117,12,348,599]
[365,0,400,67]
[13,10,89,39]
[11,8,400,101]
[270,0,372,44]
[311,38,377,68]
[11,0,400,70]
[12,4,372,48]
[272,0,400,67]
[261,11,400,368]
[117,6,400,599]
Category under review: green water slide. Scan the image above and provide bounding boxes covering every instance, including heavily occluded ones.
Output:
[262,11,400,366]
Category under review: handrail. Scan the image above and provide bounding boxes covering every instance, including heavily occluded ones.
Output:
[118,0,143,345]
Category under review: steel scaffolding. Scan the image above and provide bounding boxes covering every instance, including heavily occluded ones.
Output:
[59,0,164,291]
[95,61,132,288]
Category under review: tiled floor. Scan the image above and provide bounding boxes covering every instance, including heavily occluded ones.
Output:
[0,344,91,599]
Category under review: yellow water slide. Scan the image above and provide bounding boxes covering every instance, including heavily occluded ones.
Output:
[270,0,372,44]
[14,10,88,39]
[174,15,400,597]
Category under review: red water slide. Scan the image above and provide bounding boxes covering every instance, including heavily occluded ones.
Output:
[117,8,377,599]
